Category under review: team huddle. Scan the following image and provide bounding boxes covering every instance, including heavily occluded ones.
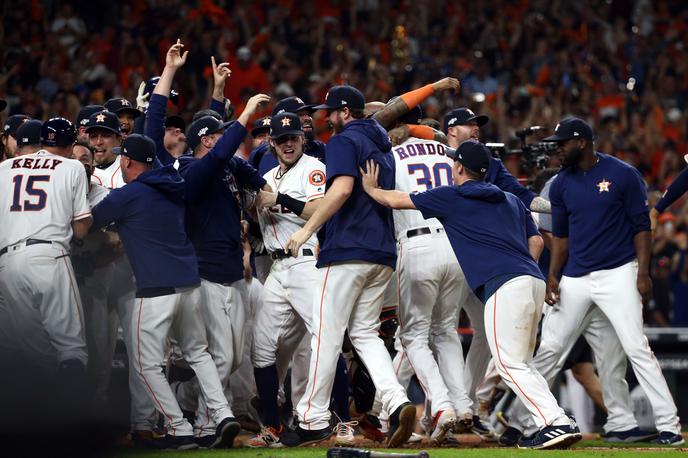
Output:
[0,39,685,450]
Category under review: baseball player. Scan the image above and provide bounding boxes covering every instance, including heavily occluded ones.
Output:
[247,112,326,447]
[75,105,105,141]
[86,110,126,189]
[651,154,688,229]
[91,134,240,450]
[14,119,43,156]
[360,140,581,450]
[146,39,269,445]
[0,117,91,375]
[2,114,30,160]
[513,118,683,445]
[104,97,142,138]
[389,106,473,444]
[284,85,414,448]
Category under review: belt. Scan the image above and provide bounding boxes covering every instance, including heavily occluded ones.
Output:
[0,239,51,257]
[137,283,200,298]
[270,248,314,260]
[406,227,444,239]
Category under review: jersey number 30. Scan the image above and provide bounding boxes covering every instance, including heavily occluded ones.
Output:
[407,163,453,191]
[10,175,50,211]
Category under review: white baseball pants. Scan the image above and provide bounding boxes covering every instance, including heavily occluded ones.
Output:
[297,262,409,430]
[133,286,232,436]
[484,275,569,429]
[397,232,472,417]
[0,243,87,367]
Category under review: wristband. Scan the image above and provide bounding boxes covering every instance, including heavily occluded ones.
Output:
[276,192,306,216]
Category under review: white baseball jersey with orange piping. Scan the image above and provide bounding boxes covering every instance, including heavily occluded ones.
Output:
[92,158,125,189]
[257,154,325,253]
[0,150,91,250]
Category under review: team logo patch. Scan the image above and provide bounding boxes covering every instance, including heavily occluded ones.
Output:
[96,113,106,123]
[597,179,611,193]
[309,170,325,186]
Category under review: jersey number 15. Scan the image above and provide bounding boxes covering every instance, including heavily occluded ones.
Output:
[407,162,453,191]
[10,175,50,211]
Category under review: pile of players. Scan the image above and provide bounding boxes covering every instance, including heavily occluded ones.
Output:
[0,39,684,451]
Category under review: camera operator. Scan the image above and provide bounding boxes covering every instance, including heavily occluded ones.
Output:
[443,107,550,213]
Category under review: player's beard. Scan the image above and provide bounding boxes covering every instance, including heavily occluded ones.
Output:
[330,116,344,134]
[562,146,584,169]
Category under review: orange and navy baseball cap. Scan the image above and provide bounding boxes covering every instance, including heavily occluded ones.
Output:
[85,111,121,135]
[272,96,315,116]
[252,116,272,137]
[105,97,141,119]
[542,117,593,142]
[3,114,30,137]
[76,105,105,128]
[313,85,365,111]
[443,107,489,132]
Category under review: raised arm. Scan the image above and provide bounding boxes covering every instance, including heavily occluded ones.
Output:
[210,55,231,117]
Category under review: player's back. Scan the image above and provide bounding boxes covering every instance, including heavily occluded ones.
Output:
[0,150,89,250]
[392,137,453,238]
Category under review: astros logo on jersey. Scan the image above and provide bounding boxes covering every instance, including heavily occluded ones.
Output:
[309,170,325,187]
[597,179,611,193]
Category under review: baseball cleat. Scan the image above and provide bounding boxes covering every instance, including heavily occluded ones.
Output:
[471,415,498,441]
[163,434,199,450]
[281,416,336,447]
[358,414,386,442]
[453,412,473,433]
[387,402,416,447]
[333,420,358,446]
[247,425,285,448]
[211,417,241,448]
[603,427,659,443]
[651,431,685,446]
[430,409,457,445]
[516,423,582,450]
[498,426,523,447]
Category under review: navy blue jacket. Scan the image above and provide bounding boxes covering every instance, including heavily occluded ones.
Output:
[317,119,397,269]
[486,157,536,208]
[146,92,266,284]
[655,166,688,213]
[411,180,543,301]
[91,166,200,296]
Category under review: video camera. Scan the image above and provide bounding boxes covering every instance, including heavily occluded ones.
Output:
[486,126,557,170]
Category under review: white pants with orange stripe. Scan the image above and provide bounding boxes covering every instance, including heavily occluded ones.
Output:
[461,293,492,413]
[0,243,87,367]
[397,231,472,417]
[191,279,246,437]
[511,261,680,435]
[297,262,409,430]
[133,286,233,436]
[484,275,569,430]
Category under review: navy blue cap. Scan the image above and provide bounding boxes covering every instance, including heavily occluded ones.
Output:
[165,115,186,132]
[542,117,593,142]
[447,140,490,174]
[272,96,314,116]
[144,76,179,105]
[314,85,365,111]
[4,115,30,137]
[85,111,121,134]
[270,113,303,139]
[16,120,42,146]
[76,105,105,128]
[186,116,232,151]
[251,116,272,136]
[104,97,141,119]
[443,107,489,132]
[191,108,222,123]
[113,134,156,164]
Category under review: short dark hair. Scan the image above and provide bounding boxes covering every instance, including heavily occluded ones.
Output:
[349,108,365,119]
[74,139,95,157]
[464,167,486,181]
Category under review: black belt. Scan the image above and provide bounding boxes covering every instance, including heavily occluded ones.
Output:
[137,283,200,298]
[406,227,444,239]
[270,248,314,260]
[0,239,51,257]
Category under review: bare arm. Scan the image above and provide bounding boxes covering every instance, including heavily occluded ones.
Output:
[300,198,322,220]
[528,234,544,262]
[545,235,569,305]
[634,230,653,304]
[72,217,93,241]
[210,56,231,104]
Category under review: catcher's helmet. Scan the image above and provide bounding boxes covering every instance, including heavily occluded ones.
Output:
[41,117,76,147]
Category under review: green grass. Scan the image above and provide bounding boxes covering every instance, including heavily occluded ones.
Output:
[109,441,686,458]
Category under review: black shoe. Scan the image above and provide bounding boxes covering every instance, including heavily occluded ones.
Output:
[651,431,685,446]
[498,426,522,447]
[471,415,497,441]
[517,423,582,450]
[387,402,415,448]
[281,416,335,447]
[163,434,199,450]
[211,417,241,448]
[195,434,216,449]
[603,427,659,443]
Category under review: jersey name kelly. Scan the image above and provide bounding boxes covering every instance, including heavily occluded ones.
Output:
[393,142,447,160]
[11,157,63,170]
